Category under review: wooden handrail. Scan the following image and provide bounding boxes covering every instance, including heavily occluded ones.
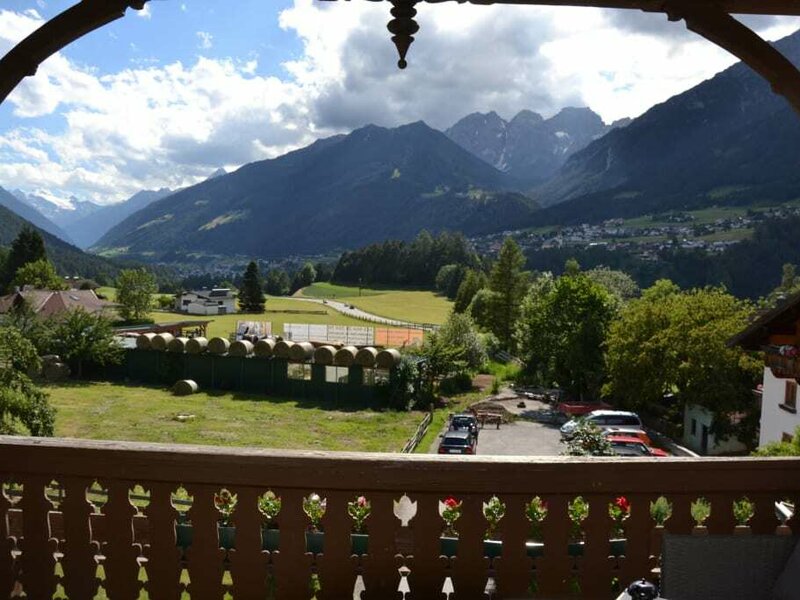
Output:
[1,436,799,599]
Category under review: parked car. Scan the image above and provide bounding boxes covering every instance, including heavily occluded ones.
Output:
[601,427,654,446]
[449,413,479,440]
[607,435,669,457]
[438,431,477,455]
[560,410,643,439]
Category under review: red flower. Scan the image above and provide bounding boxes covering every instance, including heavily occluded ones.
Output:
[444,496,459,508]
[357,496,368,507]
[614,496,630,513]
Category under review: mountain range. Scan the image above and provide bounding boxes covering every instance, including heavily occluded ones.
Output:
[92,122,539,259]
[445,107,628,186]
[4,28,800,264]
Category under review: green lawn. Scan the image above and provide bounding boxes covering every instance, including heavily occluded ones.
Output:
[150,296,394,339]
[299,282,452,325]
[48,381,424,452]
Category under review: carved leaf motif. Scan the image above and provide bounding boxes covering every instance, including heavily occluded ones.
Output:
[393,494,417,527]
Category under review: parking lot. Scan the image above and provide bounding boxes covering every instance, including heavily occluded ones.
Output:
[429,397,565,456]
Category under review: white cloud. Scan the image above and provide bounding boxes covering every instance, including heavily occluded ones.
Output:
[0,3,798,207]
[196,31,213,50]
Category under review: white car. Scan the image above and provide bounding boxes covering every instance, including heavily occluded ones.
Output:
[560,410,643,439]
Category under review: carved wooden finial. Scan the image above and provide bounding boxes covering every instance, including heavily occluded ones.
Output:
[387,1,419,69]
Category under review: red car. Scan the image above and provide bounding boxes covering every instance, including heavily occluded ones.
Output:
[607,435,669,457]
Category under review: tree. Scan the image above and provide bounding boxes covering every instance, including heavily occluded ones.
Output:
[12,259,66,290]
[2,227,46,290]
[603,281,762,446]
[454,269,486,313]
[486,238,529,350]
[564,422,615,456]
[435,264,466,300]
[117,268,157,322]
[240,261,266,312]
[265,269,291,296]
[753,426,800,456]
[291,262,317,294]
[0,326,55,436]
[41,309,123,379]
[436,312,487,372]
[516,272,615,400]
[468,288,497,330]
[585,267,639,304]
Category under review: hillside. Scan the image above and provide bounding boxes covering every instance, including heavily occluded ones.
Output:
[95,122,538,260]
[532,29,800,222]
[0,204,119,283]
[67,188,174,248]
[0,187,74,244]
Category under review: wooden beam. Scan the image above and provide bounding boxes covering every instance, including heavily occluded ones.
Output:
[667,3,800,114]
[0,0,149,106]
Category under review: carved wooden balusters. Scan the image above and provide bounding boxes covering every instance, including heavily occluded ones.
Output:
[61,476,98,599]
[144,482,183,599]
[19,475,56,598]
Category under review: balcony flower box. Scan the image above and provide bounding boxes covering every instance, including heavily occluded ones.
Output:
[440,536,458,557]
[175,521,193,549]
[351,533,369,555]
[262,526,280,552]
[484,539,503,558]
[218,525,235,550]
[306,530,325,554]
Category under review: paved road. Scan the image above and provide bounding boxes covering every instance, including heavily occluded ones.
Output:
[291,296,433,329]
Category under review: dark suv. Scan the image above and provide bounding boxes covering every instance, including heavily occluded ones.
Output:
[449,413,479,441]
[438,431,477,455]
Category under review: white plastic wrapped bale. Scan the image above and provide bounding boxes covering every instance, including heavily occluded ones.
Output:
[186,337,208,355]
[173,380,199,396]
[150,333,175,351]
[229,340,254,357]
[274,340,294,359]
[376,348,401,369]
[254,338,275,358]
[167,337,190,353]
[313,345,336,365]
[136,333,157,350]
[289,341,314,362]
[355,346,378,368]
[334,345,358,367]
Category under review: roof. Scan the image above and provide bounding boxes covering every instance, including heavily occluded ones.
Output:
[0,289,115,317]
[728,290,800,350]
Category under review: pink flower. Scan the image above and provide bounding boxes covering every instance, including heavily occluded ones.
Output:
[444,496,459,508]
[615,496,630,513]
[357,496,367,507]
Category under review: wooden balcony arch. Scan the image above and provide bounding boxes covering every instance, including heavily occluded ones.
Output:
[1,0,800,112]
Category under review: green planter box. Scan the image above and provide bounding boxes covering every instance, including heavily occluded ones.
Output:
[218,525,235,550]
[524,539,627,558]
[306,530,325,554]
[262,527,280,552]
[440,536,458,557]
[175,522,193,549]
[484,539,503,558]
[351,533,369,555]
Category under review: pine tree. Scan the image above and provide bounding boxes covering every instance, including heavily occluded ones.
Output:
[3,227,46,290]
[487,238,528,350]
[240,261,265,312]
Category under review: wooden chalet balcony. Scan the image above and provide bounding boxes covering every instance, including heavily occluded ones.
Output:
[1,436,799,599]
[764,348,800,380]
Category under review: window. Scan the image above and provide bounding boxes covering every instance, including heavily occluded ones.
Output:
[782,380,797,412]
[325,366,348,384]
[691,418,697,436]
[287,363,312,381]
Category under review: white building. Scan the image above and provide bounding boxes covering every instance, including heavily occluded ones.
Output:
[175,289,236,316]
[729,292,800,448]
[683,403,749,455]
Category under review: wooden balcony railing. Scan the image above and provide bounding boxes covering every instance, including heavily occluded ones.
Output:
[765,349,800,380]
[1,436,799,599]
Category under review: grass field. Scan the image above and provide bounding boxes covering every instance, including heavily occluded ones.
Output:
[48,381,424,452]
[150,296,394,339]
[299,282,452,325]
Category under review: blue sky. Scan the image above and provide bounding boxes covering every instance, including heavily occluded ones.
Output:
[0,1,797,207]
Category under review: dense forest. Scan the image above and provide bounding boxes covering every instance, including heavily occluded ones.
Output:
[525,215,800,299]
[332,231,480,288]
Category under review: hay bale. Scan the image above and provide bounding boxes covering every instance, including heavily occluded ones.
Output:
[186,337,208,355]
[151,333,175,351]
[334,345,358,367]
[289,341,314,362]
[208,337,230,355]
[136,333,157,350]
[254,338,275,358]
[167,337,190,353]
[355,346,378,368]
[376,348,402,369]
[274,340,294,359]
[229,340,254,357]
[173,380,199,396]
[313,345,336,365]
